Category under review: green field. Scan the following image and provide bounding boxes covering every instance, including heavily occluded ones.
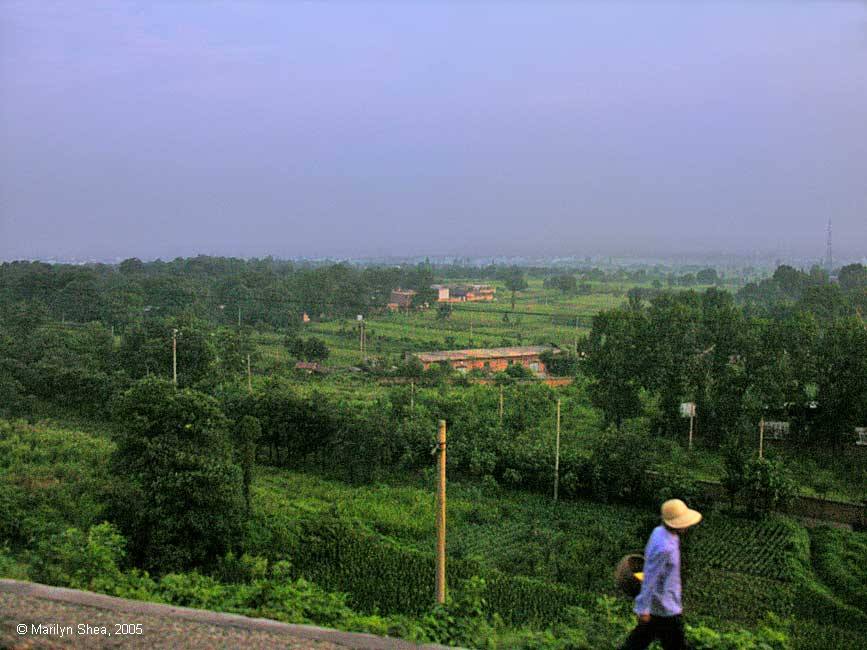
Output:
[265,280,629,367]
[252,466,866,647]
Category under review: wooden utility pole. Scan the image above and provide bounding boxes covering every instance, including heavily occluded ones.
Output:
[436,419,447,604]
[172,328,178,386]
[554,398,561,502]
[759,416,765,459]
[688,411,695,451]
[574,317,579,355]
[410,381,415,411]
[499,385,504,426]
[247,353,253,394]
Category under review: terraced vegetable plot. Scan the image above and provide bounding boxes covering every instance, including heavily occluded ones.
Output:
[810,526,867,614]
[687,516,795,581]
[257,468,812,625]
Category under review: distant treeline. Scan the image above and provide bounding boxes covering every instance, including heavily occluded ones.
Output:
[0,256,767,332]
[0,257,439,330]
[583,264,867,447]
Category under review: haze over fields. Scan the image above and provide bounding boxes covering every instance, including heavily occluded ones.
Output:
[1,2,866,261]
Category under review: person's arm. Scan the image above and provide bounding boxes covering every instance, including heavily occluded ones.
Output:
[633,577,651,621]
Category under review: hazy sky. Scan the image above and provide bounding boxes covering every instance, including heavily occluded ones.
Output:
[1,1,866,262]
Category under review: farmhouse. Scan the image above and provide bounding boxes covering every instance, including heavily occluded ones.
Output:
[411,345,559,375]
[430,284,496,303]
[387,288,417,310]
[294,361,325,374]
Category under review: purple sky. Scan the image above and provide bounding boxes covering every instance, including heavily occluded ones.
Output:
[1,1,866,261]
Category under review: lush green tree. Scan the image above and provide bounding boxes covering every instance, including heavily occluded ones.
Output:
[502,267,528,310]
[118,318,214,386]
[253,380,336,464]
[284,334,305,358]
[797,284,851,322]
[552,274,577,294]
[110,379,246,572]
[838,264,867,292]
[303,337,330,362]
[643,293,701,436]
[539,350,580,377]
[411,286,439,308]
[696,268,718,284]
[772,265,809,299]
[235,415,260,513]
[720,439,748,510]
[212,327,256,384]
[814,317,867,444]
[584,310,645,430]
[742,456,797,517]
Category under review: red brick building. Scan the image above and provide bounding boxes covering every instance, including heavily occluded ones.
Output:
[387,288,417,310]
[412,345,558,375]
[431,284,496,303]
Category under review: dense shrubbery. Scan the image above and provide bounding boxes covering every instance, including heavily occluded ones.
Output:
[0,420,112,547]
[108,379,247,572]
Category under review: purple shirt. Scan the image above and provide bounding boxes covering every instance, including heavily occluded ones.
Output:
[634,525,682,617]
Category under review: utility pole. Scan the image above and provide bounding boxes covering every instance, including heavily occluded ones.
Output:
[247,353,252,394]
[436,419,447,605]
[574,317,579,355]
[172,328,178,386]
[554,398,561,502]
[357,315,365,360]
[759,416,765,459]
[688,409,695,452]
[410,380,415,411]
[499,385,504,426]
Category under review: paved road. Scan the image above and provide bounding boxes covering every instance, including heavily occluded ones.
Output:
[0,580,454,650]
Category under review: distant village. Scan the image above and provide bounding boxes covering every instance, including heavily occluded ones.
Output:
[387,284,496,310]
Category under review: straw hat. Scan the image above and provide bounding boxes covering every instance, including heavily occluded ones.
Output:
[661,499,702,529]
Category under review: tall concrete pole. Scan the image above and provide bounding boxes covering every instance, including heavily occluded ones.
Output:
[554,399,561,501]
[172,328,178,386]
[436,419,447,604]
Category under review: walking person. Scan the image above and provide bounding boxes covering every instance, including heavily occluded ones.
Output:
[619,498,702,650]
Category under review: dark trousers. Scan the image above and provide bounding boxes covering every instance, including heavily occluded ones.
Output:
[619,614,688,650]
